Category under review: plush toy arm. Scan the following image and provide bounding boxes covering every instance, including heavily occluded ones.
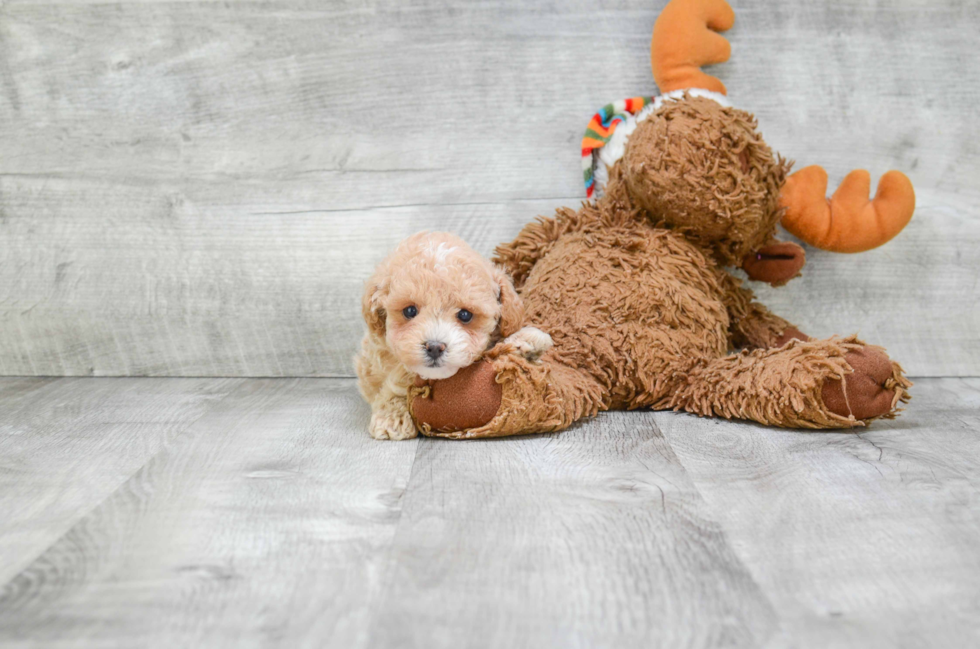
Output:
[409,345,603,439]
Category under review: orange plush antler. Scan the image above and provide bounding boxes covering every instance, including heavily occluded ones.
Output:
[780,166,915,253]
[651,0,735,95]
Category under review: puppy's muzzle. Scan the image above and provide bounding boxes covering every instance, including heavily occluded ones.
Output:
[424,340,447,364]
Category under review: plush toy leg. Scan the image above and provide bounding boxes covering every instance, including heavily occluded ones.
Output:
[409,346,605,439]
[667,336,911,428]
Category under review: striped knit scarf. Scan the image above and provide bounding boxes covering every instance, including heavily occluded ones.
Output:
[581,96,655,199]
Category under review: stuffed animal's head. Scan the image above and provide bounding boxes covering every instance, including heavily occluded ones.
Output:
[600,0,916,283]
[622,95,791,268]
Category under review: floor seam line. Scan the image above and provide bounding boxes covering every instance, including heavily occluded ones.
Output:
[0,377,248,593]
[359,436,425,646]
[652,415,786,643]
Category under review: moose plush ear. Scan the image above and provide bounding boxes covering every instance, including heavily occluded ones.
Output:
[361,277,388,338]
[492,265,525,338]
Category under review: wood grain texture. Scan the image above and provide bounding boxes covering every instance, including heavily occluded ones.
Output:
[654,378,980,647]
[0,376,240,585]
[0,0,977,377]
[371,414,778,649]
[0,378,419,648]
[2,377,979,647]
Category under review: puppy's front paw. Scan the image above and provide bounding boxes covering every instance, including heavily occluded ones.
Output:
[504,326,553,362]
[369,405,418,441]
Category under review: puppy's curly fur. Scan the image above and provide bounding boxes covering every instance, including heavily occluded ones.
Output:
[356,232,551,440]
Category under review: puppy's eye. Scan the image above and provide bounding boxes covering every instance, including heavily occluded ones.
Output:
[456,309,473,323]
[402,305,418,319]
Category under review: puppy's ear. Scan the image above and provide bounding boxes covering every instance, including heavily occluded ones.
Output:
[492,265,524,338]
[362,276,389,338]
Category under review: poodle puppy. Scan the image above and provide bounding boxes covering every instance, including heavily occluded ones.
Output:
[356,232,552,440]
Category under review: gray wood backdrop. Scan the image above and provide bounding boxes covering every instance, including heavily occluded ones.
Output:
[0,0,977,378]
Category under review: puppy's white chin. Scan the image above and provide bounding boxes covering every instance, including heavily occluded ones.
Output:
[413,364,461,380]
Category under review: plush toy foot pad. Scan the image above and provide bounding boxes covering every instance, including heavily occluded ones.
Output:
[822,346,908,421]
[410,360,502,434]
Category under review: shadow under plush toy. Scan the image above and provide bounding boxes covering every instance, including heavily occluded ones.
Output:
[409,0,915,438]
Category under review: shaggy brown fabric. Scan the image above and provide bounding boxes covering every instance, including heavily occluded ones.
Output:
[667,336,910,428]
[774,327,809,348]
[622,96,791,267]
[716,271,793,350]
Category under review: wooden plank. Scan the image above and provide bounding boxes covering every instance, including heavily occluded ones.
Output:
[0,0,976,377]
[0,0,975,205]
[370,413,778,649]
[1,376,976,646]
[0,184,571,377]
[0,378,419,648]
[653,378,980,647]
[0,376,241,585]
[0,181,975,378]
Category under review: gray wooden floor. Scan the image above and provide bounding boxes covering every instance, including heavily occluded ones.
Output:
[0,377,978,647]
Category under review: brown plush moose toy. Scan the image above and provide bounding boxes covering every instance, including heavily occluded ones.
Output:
[408,0,914,438]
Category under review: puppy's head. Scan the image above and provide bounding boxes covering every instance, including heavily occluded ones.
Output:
[363,232,523,380]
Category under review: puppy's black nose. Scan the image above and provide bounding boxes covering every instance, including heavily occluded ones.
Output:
[424,340,447,360]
